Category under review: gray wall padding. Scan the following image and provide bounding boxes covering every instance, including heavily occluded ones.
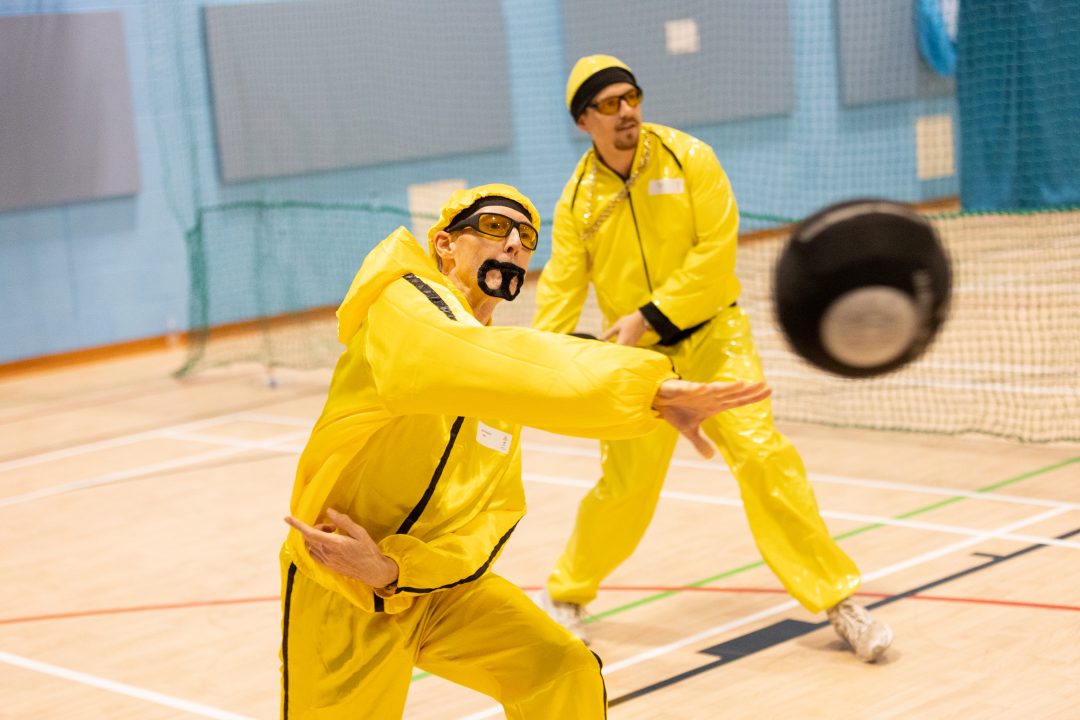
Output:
[204,0,513,183]
[561,0,794,127]
[0,12,139,212]
[836,0,954,106]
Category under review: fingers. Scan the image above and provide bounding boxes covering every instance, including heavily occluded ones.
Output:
[326,508,371,542]
[709,380,770,409]
[286,517,343,571]
[681,425,716,459]
[654,378,712,405]
[284,515,314,536]
[660,380,770,412]
[599,325,617,342]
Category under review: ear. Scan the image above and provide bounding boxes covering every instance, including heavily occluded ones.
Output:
[575,114,589,132]
[433,230,455,271]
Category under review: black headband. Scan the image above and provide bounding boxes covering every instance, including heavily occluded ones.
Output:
[570,66,639,120]
[448,196,532,229]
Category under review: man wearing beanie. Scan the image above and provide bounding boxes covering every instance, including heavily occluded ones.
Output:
[279,183,771,718]
[532,55,893,663]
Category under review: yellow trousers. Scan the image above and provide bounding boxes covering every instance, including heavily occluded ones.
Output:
[281,564,607,719]
[548,307,862,614]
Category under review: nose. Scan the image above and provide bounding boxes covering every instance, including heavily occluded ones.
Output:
[503,228,524,254]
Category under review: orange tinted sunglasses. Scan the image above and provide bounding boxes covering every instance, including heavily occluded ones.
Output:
[589,87,643,115]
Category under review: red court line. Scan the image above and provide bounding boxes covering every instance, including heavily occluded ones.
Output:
[0,597,275,626]
[2,587,1076,626]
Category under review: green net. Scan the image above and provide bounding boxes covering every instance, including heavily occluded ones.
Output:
[150,1,1079,442]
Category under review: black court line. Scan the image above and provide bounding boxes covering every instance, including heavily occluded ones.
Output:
[610,525,1080,707]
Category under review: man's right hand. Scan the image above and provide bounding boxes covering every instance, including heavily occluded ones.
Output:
[652,379,771,458]
[285,508,399,589]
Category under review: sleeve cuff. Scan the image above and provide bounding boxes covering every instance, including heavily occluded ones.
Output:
[639,302,682,344]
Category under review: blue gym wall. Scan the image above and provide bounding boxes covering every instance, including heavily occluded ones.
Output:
[0,0,958,364]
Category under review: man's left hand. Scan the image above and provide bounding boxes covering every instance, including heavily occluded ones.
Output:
[600,310,648,346]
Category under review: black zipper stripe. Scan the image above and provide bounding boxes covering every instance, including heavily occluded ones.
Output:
[403,273,456,320]
[626,194,653,292]
[647,129,683,170]
[591,650,609,718]
[395,521,519,594]
[396,416,466,535]
[569,162,588,211]
[281,563,298,719]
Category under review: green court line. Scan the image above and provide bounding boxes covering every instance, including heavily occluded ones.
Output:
[410,455,1077,682]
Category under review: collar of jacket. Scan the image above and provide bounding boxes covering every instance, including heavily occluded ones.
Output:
[589,123,654,182]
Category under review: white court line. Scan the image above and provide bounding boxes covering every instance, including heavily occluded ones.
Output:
[163,432,306,456]
[522,473,1080,550]
[0,651,254,720]
[762,370,1080,397]
[0,413,241,474]
[457,506,1071,719]
[522,441,1080,511]
[159,430,302,451]
[159,430,1079,515]
[0,430,308,508]
[234,412,313,428]
[0,411,312,475]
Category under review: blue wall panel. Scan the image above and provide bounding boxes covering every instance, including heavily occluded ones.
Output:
[204,0,514,182]
[0,0,959,364]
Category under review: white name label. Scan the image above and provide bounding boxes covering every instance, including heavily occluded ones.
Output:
[476,422,512,454]
[648,177,684,195]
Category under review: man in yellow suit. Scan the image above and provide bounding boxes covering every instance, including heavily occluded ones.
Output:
[280,183,771,718]
[532,55,894,663]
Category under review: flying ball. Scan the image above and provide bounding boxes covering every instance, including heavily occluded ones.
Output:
[774,199,952,378]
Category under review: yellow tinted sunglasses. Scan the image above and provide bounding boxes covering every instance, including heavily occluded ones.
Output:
[447,212,539,251]
[589,87,643,115]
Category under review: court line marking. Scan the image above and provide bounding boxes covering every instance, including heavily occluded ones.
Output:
[6,416,1071,716]
[456,506,1071,720]
[527,471,1080,548]
[0,430,308,508]
[522,441,1080,511]
[0,414,243,473]
[0,651,255,720]
[521,472,1080,550]
[54,424,1072,540]
[11,414,1067,528]
[0,410,313,474]
[4,588,1076,628]
[605,526,1080,707]
[74,409,1068,515]
[0,371,240,428]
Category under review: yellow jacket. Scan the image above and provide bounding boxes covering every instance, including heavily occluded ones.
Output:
[282,227,677,613]
[534,123,741,345]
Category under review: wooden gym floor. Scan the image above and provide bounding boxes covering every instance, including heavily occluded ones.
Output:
[2,347,1078,719]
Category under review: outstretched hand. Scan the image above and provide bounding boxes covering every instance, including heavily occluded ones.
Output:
[652,379,771,458]
[285,508,398,588]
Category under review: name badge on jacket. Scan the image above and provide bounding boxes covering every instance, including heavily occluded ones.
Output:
[476,422,512,454]
[648,177,684,195]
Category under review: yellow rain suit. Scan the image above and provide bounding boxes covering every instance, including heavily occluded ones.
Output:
[533,123,862,613]
[281,185,678,718]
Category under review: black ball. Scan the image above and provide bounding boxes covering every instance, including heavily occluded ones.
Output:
[774,199,952,378]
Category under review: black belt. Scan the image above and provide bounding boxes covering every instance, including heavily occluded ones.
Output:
[656,301,737,347]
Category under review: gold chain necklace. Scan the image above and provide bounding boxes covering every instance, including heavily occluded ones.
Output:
[579,134,652,245]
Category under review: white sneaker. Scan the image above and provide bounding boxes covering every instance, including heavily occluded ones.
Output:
[827,599,893,662]
[534,588,589,643]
